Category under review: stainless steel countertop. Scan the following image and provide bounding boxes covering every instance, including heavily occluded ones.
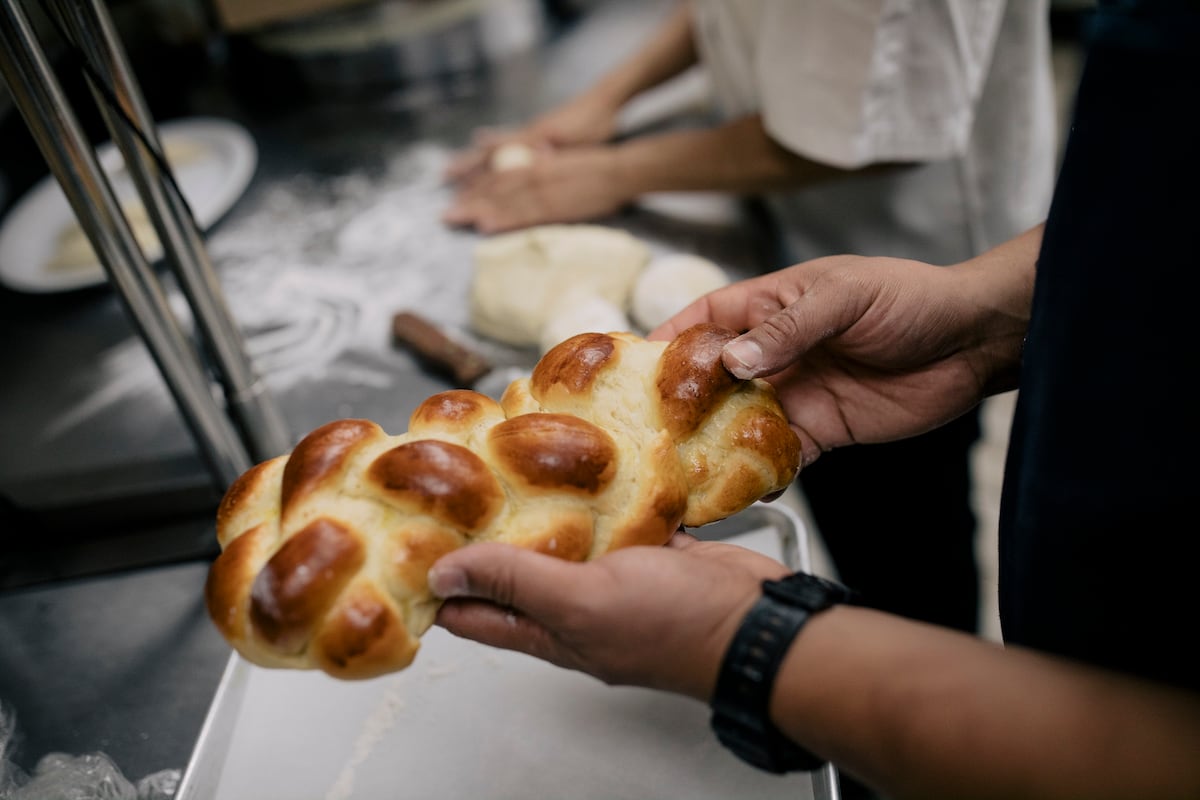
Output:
[0,0,782,787]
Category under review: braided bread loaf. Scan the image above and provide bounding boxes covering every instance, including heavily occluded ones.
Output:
[205,324,801,679]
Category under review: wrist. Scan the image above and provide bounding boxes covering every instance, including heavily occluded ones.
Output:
[586,68,646,116]
[608,141,651,201]
[709,572,858,773]
[610,138,666,198]
[949,243,1036,395]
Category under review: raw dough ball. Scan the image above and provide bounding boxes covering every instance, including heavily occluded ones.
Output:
[631,253,730,331]
[470,224,650,347]
[490,142,537,172]
[539,287,632,355]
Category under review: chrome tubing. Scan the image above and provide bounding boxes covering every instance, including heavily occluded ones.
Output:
[0,0,251,488]
[49,0,292,464]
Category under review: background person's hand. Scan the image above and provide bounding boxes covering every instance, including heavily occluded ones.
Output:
[443,94,624,184]
[443,146,631,233]
[526,91,625,149]
[442,126,538,185]
[430,531,790,701]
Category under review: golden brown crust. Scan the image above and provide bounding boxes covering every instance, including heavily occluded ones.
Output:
[599,431,689,554]
[409,389,503,433]
[729,404,799,477]
[498,508,595,562]
[249,518,365,653]
[214,458,285,548]
[207,324,801,679]
[313,582,416,679]
[281,419,378,521]
[216,461,271,534]
[368,440,503,532]
[487,414,616,495]
[381,521,465,599]
[529,332,616,398]
[205,521,273,640]
[656,323,739,440]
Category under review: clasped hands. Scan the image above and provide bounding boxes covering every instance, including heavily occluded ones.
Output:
[441,94,633,233]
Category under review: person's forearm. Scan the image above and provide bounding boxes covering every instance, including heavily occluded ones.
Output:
[772,606,1200,799]
[583,3,700,112]
[949,224,1043,395]
[612,115,868,195]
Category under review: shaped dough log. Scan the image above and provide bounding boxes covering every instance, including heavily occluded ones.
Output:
[469,224,650,347]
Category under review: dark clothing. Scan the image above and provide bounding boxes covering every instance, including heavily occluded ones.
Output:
[801,413,983,800]
[999,0,1200,689]
[800,411,981,633]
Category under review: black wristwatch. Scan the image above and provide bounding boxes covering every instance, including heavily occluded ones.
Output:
[710,572,857,773]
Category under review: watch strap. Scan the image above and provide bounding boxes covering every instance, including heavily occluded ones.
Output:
[710,572,856,773]
[709,590,826,773]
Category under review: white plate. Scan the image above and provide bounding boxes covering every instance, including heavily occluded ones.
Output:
[0,117,257,294]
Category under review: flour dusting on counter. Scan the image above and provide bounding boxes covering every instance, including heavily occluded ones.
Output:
[211,142,497,394]
[45,142,522,439]
[423,660,461,681]
[324,680,408,800]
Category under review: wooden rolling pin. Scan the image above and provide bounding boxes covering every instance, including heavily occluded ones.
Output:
[391,311,493,388]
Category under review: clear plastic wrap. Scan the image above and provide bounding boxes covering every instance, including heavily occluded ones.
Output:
[0,702,179,800]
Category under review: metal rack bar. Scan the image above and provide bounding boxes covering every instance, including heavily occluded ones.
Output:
[50,0,291,465]
[0,0,289,488]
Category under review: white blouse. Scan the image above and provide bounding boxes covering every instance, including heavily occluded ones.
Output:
[690,0,1058,264]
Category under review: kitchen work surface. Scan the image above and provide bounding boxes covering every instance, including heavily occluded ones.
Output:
[177,503,839,800]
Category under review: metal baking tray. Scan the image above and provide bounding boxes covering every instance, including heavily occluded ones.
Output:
[176,501,841,799]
